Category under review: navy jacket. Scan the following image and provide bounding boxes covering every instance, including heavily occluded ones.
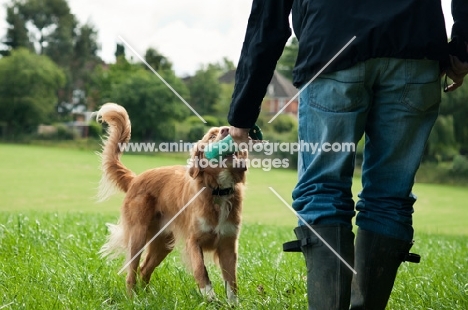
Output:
[228,0,468,128]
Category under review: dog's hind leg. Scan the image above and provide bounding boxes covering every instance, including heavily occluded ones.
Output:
[216,237,238,303]
[186,237,215,300]
[125,226,146,295]
[140,231,175,284]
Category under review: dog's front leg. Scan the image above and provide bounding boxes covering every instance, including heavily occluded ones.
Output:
[186,237,215,300]
[217,236,238,303]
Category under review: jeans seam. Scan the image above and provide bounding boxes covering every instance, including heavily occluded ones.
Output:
[309,82,365,112]
[399,81,441,113]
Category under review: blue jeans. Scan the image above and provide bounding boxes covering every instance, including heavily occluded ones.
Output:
[292,58,441,242]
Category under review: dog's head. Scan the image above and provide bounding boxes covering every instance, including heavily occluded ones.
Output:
[188,126,247,180]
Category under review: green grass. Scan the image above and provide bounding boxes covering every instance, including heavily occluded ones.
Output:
[1,144,467,234]
[0,213,466,309]
[0,143,467,309]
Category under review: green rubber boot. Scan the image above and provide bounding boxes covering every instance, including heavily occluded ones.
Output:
[350,228,420,310]
[294,225,355,310]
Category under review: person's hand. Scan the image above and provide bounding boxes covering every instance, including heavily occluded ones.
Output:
[444,42,468,92]
[444,55,468,92]
[229,126,250,146]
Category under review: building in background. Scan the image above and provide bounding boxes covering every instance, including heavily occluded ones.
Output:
[219,70,298,117]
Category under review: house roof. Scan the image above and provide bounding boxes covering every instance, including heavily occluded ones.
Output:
[218,70,237,84]
[271,70,297,98]
[218,69,297,99]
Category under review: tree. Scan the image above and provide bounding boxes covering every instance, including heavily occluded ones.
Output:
[2,3,33,55]
[4,0,77,61]
[0,48,65,135]
[276,37,298,81]
[108,68,190,141]
[426,115,458,161]
[73,23,99,65]
[443,86,468,155]
[144,47,172,72]
[207,57,235,76]
[89,53,140,105]
[3,0,102,115]
[115,43,125,59]
[187,65,221,116]
[71,23,101,86]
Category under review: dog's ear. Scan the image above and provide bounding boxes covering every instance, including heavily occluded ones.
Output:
[189,142,204,179]
[189,165,200,178]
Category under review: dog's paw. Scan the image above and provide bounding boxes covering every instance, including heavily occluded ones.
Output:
[200,284,217,301]
[225,281,238,305]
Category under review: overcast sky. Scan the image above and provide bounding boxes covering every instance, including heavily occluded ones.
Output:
[0,0,455,76]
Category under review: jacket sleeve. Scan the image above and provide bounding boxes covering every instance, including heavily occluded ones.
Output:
[451,0,468,43]
[228,0,293,128]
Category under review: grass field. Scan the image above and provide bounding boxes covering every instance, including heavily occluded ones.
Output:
[0,144,467,309]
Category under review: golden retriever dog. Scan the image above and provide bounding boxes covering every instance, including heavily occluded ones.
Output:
[96,103,246,302]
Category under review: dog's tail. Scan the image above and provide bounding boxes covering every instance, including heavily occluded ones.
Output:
[96,103,135,202]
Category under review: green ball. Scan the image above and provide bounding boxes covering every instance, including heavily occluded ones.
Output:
[204,135,236,159]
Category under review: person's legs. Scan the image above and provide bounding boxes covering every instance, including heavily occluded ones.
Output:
[293,62,370,227]
[351,58,440,309]
[356,59,441,241]
[356,58,440,241]
[292,62,370,309]
[294,225,355,310]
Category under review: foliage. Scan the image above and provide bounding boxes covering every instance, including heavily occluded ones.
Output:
[90,57,141,104]
[55,123,79,139]
[115,43,125,58]
[2,2,33,54]
[144,47,173,72]
[186,65,222,115]
[217,82,235,118]
[276,37,298,81]
[1,0,465,164]
[89,48,193,142]
[202,115,222,127]
[6,0,77,61]
[35,123,78,140]
[185,58,236,118]
[0,48,65,135]
[109,68,190,141]
[426,115,459,161]
[250,113,299,169]
[87,120,103,139]
[73,24,100,65]
[70,22,101,81]
[184,115,207,126]
[3,0,102,115]
[441,86,468,155]
[271,114,298,134]
[452,155,468,175]
[186,124,207,142]
[206,57,235,76]
[175,115,223,143]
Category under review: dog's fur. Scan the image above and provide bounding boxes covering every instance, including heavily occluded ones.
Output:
[96,103,246,301]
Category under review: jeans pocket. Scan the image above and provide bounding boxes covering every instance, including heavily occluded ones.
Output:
[308,64,365,112]
[400,59,441,112]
